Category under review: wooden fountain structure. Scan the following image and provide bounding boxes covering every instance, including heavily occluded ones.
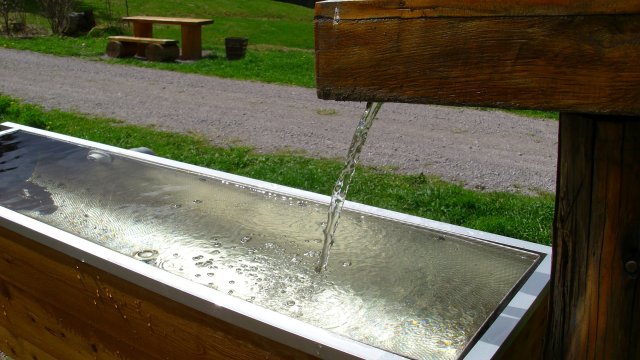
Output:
[315,0,640,358]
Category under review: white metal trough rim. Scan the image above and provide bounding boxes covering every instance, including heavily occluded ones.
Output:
[0,122,551,360]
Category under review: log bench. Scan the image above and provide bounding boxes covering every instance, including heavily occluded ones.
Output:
[106,36,179,62]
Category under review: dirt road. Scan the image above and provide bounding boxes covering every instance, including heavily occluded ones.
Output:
[0,48,558,193]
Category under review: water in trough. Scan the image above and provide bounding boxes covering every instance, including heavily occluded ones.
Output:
[0,129,540,359]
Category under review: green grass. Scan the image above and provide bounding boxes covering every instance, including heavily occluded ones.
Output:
[0,94,555,245]
[0,0,315,87]
[475,107,558,120]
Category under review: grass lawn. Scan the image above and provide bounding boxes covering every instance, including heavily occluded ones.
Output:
[0,95,555,245]
[0,0,316,87]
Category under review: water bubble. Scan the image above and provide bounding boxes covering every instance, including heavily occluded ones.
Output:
[248,296,256,302]
[171,203,182,209]
[229,280,235,285]
[285,300,296,307]
[228,290,234,295]
[235,268,243,274]
[193,199,203,204]
[173,253,179,258]
[342,260,352,267]
[207,273,215,277]
[133,249,159,262]
[195,274,201,278]
[192,255,204,261]
[212,250,220,255]
[241,236,252,244]
[212,241,222,248]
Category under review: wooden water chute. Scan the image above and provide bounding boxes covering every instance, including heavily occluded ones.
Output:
[315,0,640,358]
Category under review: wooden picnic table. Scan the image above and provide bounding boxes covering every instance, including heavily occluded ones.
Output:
[122,16,213,60]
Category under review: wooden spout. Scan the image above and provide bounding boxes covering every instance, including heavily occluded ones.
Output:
[314,0,640,115]
[315,1,640,359]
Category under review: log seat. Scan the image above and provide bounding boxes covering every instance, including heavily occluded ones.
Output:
[106,36,179,62]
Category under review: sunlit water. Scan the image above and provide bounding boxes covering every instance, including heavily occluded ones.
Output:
[317,101,382,272]
[0,131,539,359]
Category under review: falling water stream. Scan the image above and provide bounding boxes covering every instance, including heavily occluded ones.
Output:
[316,102,383,272]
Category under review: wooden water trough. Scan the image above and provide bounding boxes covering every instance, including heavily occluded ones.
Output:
[315,0,640,358]
[0,123,550,359]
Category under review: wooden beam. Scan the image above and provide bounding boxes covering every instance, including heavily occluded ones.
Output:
[315,0,640,19]
[546,113,640,358]
[0,227,318,360]
[315,6,640,115]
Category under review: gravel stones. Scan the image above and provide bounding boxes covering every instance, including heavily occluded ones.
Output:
[0,48,557,194]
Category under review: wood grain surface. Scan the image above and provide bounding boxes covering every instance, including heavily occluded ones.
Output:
[122,16,213,25]
[315,14,640,114]
[0,227,317,360]
[107,36,178,45]
[546,114,640,358]
[315,0,640,19]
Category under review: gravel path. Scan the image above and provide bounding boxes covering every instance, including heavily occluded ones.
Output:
[0,48,558,193]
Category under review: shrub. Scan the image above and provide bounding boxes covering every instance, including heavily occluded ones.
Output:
[0,0,25,36]
[38,0,74,34]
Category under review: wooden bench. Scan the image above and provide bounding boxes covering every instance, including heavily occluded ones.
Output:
[106,36,179,62]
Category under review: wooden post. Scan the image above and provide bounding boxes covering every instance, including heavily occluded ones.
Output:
[131,22,152,57]
[546,113,640,358]
[180,24,202,60]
